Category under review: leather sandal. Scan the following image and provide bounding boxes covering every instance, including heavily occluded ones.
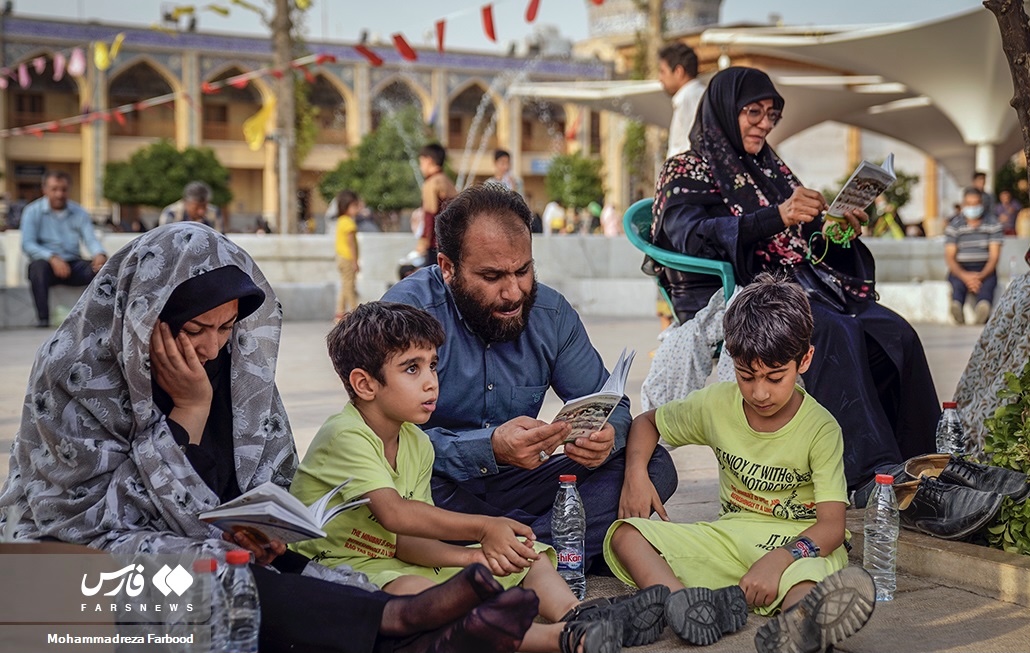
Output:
[558,619,623,653]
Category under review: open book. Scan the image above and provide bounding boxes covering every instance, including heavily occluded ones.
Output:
[826,153,896,218]
[199,480,369,544]
[555,348,635,443]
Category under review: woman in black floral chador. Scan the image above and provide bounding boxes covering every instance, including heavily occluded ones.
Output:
[652,67,939,500]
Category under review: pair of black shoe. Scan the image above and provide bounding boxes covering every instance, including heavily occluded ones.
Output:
[891,454,1029,541]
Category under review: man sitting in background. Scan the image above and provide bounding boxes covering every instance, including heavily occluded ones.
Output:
[160,181,222,231]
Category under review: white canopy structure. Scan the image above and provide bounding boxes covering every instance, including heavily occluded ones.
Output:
[510,7,1021,186]
[702,7,1020,184]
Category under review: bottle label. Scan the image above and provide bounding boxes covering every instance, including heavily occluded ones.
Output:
[556,549,583,570]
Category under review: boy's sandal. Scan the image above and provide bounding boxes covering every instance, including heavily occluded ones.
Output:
[559,619,622,653]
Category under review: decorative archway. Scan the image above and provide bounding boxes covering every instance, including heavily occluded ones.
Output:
[371,77,428,132]
[108,59,177,138]
[201,65,267,142]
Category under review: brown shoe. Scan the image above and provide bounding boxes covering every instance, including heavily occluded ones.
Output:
[973,300,991,324]
[905,453,1030,502]
[895,476,1003,540]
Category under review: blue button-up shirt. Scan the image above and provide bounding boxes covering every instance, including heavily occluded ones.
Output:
[20,198,105,263]
[382,266,632,486]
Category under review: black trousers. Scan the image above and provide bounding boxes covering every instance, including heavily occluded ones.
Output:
[27,257,95,323]
[253,564,390,653]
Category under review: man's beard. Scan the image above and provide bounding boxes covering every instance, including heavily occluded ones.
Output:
[450,271,538,343]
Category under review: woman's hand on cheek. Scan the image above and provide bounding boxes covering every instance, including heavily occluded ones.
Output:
[150,322,212,410]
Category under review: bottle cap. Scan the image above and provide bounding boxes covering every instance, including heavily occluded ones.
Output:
[874,474,894,484]
[559,474,577,483]
[192,558,217,573]
[942,401,957,409]
[225,549,251,565]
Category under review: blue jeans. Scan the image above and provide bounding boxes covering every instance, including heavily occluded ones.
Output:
[431,446,678,568]
[948,261,997,307]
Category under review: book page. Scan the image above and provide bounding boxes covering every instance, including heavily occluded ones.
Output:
[555,393,621,443]
[826,153,896,218]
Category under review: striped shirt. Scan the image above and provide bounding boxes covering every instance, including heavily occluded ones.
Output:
[945,214,1003,265]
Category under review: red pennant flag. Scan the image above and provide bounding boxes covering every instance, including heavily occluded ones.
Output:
[526,0,541,23]
[354,44,384,67]
[28,127,43,138]
[46,121,59,132]
[201,81,219,94]
[481,4,496,42]
[113,111,126,126]
[100,111,113,122]
[565,112,581,141]
[296,64,316,84]
[229,76,249,89]
[392,33,417,61]
[435,20,446,53]
[314,53,336,65]
[270,68,285,79]
[591,0,603,4]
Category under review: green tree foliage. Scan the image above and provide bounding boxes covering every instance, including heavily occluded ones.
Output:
[821,168,920,223]
[103,140,232,208]
[985,359,1030,556]
[994,159,1029,205]
[545,151,604,210]
[294,76,318,167]
[318,106,429,212]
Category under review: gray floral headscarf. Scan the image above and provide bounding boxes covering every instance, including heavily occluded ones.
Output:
[1,223,295,556]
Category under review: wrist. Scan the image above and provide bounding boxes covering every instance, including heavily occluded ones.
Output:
[781,536,821,561]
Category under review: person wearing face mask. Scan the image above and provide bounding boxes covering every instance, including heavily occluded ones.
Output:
[944,187,1004,325]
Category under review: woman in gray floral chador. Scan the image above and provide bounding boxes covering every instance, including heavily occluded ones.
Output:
[0,222,537,653]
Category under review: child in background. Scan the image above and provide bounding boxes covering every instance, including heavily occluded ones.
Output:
[291,301,668,653]
[604,273,876,653]
[333,189,361,322]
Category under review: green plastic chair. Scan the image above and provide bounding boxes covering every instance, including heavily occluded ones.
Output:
[623,198,735,324]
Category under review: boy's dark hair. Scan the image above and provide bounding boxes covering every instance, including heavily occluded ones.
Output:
[494,149,510,161]
[327,301,446,400]
[723,272,813,370]
[420,143,447,168]
[436,184,533,268]
[335,190,359,216]
[658,42,698,78]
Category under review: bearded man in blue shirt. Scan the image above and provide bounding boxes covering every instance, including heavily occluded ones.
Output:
[383,184,678,570]
[20,170,107,328]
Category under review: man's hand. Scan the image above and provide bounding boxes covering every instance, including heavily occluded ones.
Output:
[223,530,286,567]
[492,416,571,469]
[778,187,827,228]
[150,322,212,411]
[91,253,107,274]
[740,548,793,608]
[49,256,71,279]
[563,423,616,469]
[478,517,538,576]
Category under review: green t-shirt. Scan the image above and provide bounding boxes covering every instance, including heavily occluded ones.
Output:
[656,382,847,522]
[290,403,435,567]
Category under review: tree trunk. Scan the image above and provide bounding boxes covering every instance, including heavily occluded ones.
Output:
[272,0,297,233]
[985,0,1030,190]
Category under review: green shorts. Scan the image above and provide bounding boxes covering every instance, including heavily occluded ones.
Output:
[603,513,848,615]
[361,541,556,590]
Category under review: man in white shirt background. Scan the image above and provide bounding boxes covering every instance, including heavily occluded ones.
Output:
[658,42,704,159]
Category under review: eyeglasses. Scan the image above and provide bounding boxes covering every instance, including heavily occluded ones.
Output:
[740,105,783,127]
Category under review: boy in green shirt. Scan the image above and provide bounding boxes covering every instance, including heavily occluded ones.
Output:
[291,301,668,653]
[604,274,876,653]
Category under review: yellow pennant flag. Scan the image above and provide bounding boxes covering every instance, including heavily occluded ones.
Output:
[205,4,230,16]
[296,0,311,9]
[242,96,276,151]
[110,33,126,60]
[230,0,264,14]
[171,6,196,20]
[93,33,126,71]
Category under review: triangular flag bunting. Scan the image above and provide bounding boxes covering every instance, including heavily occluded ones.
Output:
[354,45,383,67]
[69,48,86,77]
[113,111,126,126]
[110,33,126,60]
[435,20,446,53]
[201,81,220,94]
[229,76,249,89]
[314,53,336,65]
[481,4,496,42]
[242,95,276,151]
[94,42,111,71]
[33,57,46,75]
[526,0,540,23]
[296,0,310,9]
[17,63,29,89]
[53,52,66,81]
[393,33,417,61]
[205,4,230,16]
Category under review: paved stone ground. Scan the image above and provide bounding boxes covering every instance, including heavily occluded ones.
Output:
[3,319,1030,651]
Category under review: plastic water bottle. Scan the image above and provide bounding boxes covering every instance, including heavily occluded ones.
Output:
[552,474,587,600]
[935,401,966,455]
[223,549,260,653]
[863,474,900,602]
[192,558,228,652]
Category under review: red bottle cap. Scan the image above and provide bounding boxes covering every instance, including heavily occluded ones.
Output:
[192,558,217,573]
[559,474,577,483]
[225,549,251,565]
[943,401,957,409]
[875,474,894,484]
